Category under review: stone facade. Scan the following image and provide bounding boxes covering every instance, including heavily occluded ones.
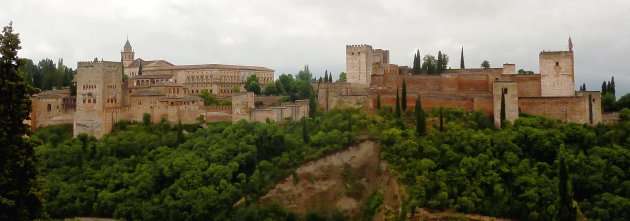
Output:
[31,40,308,138]
[331,40,602,126]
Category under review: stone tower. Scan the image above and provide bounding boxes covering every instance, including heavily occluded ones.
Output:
[540,38,575,97]
[74,60,123,138]
[346,45,373,85]
[121,39,134,67]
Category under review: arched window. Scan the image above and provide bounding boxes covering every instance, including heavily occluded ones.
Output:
[47,104,51,112]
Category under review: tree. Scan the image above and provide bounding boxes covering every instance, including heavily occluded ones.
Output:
[263,83,278,95]
[302,119,310,143]
[500,90,506,128]
[376,94,381,110]
[437,52,449,73]
[328,73,332,83]
[601,81,608,94]
[309,93,317,117]
[415,95,426,135]
[556,147,577,221]
[422,54,436,74]
[143,113,152,125]
[460,47,465,69]
[401,79,407,112]
[395,87,401,119]
[245,75,261,95]
[582,83,586,92]
[439,107,444,131]
[481,60,490,69]
[412,49,422,75]
[337,72,347,83]
[324,71,329,83]
[0,21,41,220]
[608,76,616,96]
[601,93,617,111]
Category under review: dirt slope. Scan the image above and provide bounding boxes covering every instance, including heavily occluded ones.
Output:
[261,140,401,219]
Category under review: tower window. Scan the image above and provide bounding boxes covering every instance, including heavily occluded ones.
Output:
[47,104,51,112]
[555,62,559,66]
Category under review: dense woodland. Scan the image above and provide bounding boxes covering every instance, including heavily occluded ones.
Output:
[32,109,374,220]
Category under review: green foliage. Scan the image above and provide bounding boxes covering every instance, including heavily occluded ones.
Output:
[422,54,436,74]
[517,69,534,75]
[34,109,370,220]
[395,88,401,119]
[481,60,490,69]
[381,111,630,220]
[142,113,152,125]
[436,51,449,74]
[376,94,381,110]
[360,191,384,221]
[619,108,630,121]
[415,96,426,135]
[602,93,617,112]
[198,89,231,106]
[401,79,407,112]
[245,74,262,95]
[0,22,41,220]
[337,72,347,83]
[412,50,421,75]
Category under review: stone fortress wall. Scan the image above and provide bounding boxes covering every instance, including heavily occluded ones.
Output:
[323,39,602,127]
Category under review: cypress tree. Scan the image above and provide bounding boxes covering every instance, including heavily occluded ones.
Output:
[582,83,586,92]
[610,76,616,96]
[500,90,506,128]
[302,118,310,143]
[415,95,426,135]
[412,49,421,75]
[601,81,607,94]
[395,87,401,119]
[324,71,329,83]
[401,79,407,112]
[439,107,444,131]
[437,51,443,73]
[328,73,333,83]
[376,94,381,110]
[460,47,465,69]
[556,147,577,221]
[309,92,317,117]
[0,22,41,220]
[177,121,184,144]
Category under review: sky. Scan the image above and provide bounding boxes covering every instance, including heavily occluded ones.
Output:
[2,0,629,95]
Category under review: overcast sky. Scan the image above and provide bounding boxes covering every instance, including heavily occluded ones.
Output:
[2,0,629,95]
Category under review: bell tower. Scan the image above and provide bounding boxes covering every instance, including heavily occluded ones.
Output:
[121,38,134,67]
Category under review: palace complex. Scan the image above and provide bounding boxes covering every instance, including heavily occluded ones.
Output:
[31,38,602,138]
[317,38,602,127]
[31,40,308,138]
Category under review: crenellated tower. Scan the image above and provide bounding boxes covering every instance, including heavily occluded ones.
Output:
[539,37,575,97]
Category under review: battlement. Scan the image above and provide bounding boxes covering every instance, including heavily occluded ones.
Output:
[77,60,122,68]
[540,50,572,55]
[346,44,373,50]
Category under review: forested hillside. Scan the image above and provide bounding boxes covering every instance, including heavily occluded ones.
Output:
[380,108,630,220]
[33,110,374,220]
[32,107,630,220]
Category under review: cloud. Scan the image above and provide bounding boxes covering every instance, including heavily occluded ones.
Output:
[1,0,629,94]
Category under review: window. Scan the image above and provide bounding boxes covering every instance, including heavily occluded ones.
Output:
[47,104,51,112]
[555,61,559,66]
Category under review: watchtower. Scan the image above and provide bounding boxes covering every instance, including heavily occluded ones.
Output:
[540,38,575,97]
[346,44,373,85]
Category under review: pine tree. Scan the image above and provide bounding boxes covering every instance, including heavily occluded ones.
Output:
[401,79,407,112]
[376,94,381,110]
[556,147,577,221]
[0,22,41,220]
[500,90,506,128]
[395,87,401,119]
[460,47,465,69]
[415,95,426,135]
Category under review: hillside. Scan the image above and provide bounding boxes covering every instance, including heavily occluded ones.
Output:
[262,140,401,219]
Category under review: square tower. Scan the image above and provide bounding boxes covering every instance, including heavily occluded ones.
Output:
[74,60,123,138]
[346,45,373,85]
[540,51,575,97]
